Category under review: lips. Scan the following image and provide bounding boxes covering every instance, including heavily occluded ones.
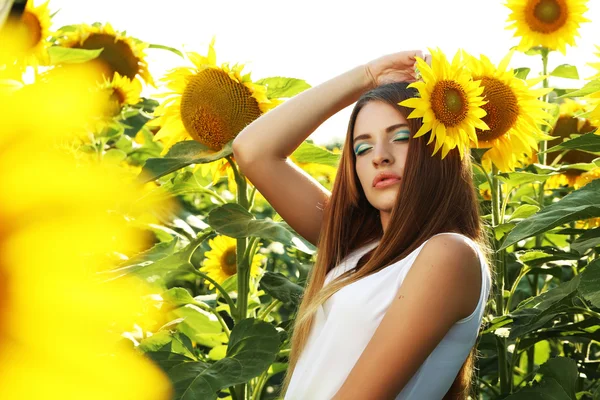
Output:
[372,172,401,188]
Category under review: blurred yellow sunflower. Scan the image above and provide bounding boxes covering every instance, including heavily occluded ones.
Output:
[505,0,590,54]
[400,48,488,160]
[537,99,598,192]
[0,0,52,71]
[546,99,597,165]
[151,36,284,154]
[465,51,553,172]
[574,167,600,228]
[0,75,173,398]
[586,45,600,126]
[200,235,265,290]
[57,22,153,86]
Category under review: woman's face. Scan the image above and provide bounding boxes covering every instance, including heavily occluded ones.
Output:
[353,100,410,227]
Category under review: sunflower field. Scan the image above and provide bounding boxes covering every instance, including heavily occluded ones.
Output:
[1,0,600,399]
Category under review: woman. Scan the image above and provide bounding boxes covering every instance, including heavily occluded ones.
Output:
[232,51,494,400]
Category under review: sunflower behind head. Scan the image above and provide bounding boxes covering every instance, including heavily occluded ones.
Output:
[465,51,553,172]
[400,48,489,160]
[56,22,154,86]
[151,36,284,154]
[505,0,590,54]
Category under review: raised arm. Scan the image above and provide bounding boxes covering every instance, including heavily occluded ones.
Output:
[232,66,374,246]
[233,51,423,246]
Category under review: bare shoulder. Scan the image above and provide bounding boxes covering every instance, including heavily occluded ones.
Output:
[423,233,480,266]
[411,233,482,320]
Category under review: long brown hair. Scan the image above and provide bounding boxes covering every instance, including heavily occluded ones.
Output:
[280,82,494,399]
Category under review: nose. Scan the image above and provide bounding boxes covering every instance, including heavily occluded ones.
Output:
[372,143,394,167]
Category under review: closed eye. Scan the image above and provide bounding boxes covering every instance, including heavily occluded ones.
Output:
[354,131,410,156]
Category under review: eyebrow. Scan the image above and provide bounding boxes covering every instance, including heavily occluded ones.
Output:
[353,123,409,143]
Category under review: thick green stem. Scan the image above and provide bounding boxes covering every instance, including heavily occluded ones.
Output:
[491,164,510,394]
[227,155,253,399]
[529,47,551,380]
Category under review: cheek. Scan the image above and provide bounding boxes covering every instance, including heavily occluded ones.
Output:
[355,159,369,187]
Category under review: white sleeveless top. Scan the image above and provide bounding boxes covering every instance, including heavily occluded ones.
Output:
[284,232,492,400]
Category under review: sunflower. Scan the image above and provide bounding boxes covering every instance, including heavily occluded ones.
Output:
[505,0,590,54]
[151,36,284,154]
[100,72,142,117]
[0,77,172,398]
[465,51,553,172]
[546,99,597,165]
[400,48,488,160]
[57,22,153,86]
[586,45,600,126]
[200,235,265,290]
[0,0,52,70]
[573,167,600,228]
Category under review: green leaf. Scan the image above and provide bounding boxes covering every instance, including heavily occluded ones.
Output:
[544,132,600,155]
[220,274,238,292]
[102,232,212,284]
[291,140,340,167]
[146,351,196,372]
[518,250,553,264]
[500,179,600,250]
[140,140,233,183]
[206,203,315,254]
[225,318,281,376]
[494,222,516,241]
[103,149,127,163]
[508,204,541,222]
[571,227,600,254]
[166,318,280,400]
[170,305,223,347]
[579,258,600,308]
[162,287,196,307]
[259,271,304,306]
[122,109,153,138]
[558,79,600,98]
[550,64,579,79]
[254,77,311,99]
[509,275,581,339]
[497,171,555,187]
[539,357,578,400]
[148,43,184,58]
[140,331,196,360]
[504,377,572,399]
[48,46,103,64]
[208,345,227,361]
[470,148,490,165]
[514,67,531,79]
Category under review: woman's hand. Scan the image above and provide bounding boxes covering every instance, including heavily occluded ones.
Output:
[364,50,429,89]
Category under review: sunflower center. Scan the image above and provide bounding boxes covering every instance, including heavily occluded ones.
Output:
[74,33,140,80]
[21,11,42,49]
[180,68,262,150]
[475,77,520,142]
[430,81,468,127]
[526,0,568,33]
[220,248,237,276]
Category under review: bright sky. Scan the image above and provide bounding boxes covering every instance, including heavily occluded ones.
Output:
[49,0,600,146]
